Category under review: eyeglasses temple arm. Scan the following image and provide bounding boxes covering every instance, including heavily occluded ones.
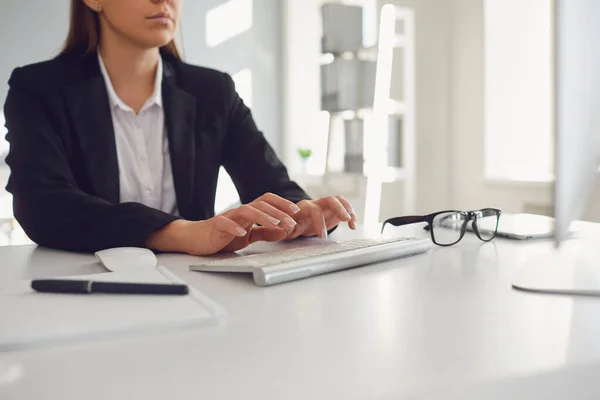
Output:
[381,216,427,234]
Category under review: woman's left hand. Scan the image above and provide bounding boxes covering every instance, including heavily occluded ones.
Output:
[286,195,357,240]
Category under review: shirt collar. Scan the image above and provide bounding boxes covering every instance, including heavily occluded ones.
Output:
[97,51,163,112]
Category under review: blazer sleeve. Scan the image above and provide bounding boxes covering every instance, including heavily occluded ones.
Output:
[220,72,311,205]
[3,68,179,253]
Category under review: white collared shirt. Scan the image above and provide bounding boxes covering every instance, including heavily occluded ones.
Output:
[98,52,178,215]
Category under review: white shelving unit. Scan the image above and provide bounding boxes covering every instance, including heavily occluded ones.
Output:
[310,4,416,224]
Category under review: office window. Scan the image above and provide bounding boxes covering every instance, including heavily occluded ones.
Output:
[484,0,553,181]
[205,0,253,48]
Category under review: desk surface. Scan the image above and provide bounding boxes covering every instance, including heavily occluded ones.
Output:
[3,223,600,399]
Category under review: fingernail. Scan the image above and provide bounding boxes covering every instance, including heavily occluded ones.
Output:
[350,221,357,230]
[289,204,301,214]
[322,228,328,239]
[285,217,297,228]
[268,217,281,226]
[344,211,351,220]
[236,227,247,236]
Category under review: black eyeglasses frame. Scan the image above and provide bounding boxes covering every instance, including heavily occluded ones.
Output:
[381,208,502,246]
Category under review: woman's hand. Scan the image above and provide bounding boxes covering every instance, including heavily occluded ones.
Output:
[286,195,357,240]
[215,193,302,252]
[145,193,301,256]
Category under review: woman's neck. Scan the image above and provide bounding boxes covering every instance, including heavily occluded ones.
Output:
[98,35,160,114]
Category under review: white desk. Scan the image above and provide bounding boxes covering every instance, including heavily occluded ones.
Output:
[2,223,600,399]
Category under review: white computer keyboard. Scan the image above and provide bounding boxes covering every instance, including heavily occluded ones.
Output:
[190,236,433,286]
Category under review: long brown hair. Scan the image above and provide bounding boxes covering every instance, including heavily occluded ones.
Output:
[60,0,181,59]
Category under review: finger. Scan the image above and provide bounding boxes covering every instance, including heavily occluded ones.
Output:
[336,195,358,230]
[249,226,289,244]
[319,196,352,222]
[258,192,302,215]
[285,218,310,240]
[232,204,284,228]
[252,200,297,233]
[212,215,248,237]
[300,200,328,239]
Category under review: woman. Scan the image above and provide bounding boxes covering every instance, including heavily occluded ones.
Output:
[3,0,357,256]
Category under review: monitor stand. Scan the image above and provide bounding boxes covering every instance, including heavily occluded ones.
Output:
[513,249,600,296]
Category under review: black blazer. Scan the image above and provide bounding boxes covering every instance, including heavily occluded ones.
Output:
[3,52,310,253]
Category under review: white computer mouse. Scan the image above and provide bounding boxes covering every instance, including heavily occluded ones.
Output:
[95,247,158,273]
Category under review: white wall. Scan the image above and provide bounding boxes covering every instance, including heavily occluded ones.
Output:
[377,0,455,215]
[0,0,70,108]
[282,0,325,173]
[0,0,70,218]
[181,0,283,152]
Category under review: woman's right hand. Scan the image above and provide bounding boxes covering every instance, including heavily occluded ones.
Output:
[145,193,301,256]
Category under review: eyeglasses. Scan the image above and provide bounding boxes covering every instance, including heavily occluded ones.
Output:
[381,208,502,246]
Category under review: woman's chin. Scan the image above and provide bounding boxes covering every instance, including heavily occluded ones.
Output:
[138,34,175,50]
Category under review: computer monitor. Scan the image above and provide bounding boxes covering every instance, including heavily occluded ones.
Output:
[512,0,600,296]
[553,0,600,246]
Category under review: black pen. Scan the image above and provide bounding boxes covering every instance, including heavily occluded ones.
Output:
[31,279,189,295]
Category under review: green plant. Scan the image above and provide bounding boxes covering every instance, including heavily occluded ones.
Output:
[297,148,313,159]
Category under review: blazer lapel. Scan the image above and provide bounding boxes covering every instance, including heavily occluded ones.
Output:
[162,60,198,218]
[62,55,120,204]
